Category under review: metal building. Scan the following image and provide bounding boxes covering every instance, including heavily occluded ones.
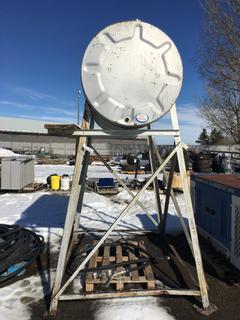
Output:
[0,117,147,157]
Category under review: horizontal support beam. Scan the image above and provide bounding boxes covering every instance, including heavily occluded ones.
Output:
[75,228,160,235]
[59,289,201,301]
[73,129,180,138]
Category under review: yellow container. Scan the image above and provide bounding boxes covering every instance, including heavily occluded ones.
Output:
[50,175,61,190]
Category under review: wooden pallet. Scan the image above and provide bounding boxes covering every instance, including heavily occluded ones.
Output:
[85,241,155,292]
[121,170,145,175]
[21,182,45,192]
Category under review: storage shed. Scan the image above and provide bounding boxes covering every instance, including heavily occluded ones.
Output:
[1,157,34,190]
[191,174,240,270]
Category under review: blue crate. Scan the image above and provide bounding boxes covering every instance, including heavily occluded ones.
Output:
[97,178,115,188]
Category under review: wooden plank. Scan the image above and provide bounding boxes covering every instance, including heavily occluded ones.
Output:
[116,245,124,290]
[44,123,79,136]
[102,245,110,266]
[122,170,145,175]
[128,244,139,282]
[101,244,110,284]
[86,241,99,292]
[139,242,155,289]
[96,256,129,262]
[88,276,148,284]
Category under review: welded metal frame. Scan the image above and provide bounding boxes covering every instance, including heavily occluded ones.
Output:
[49,103,211,316]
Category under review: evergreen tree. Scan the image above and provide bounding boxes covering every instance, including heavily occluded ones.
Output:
[209,128,224,145]
[196,128,210,145]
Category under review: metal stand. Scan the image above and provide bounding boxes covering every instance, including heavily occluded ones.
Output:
[49,103,212,316]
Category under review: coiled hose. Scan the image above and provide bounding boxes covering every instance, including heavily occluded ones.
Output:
[68,241,169,286]
[0,224,45,283]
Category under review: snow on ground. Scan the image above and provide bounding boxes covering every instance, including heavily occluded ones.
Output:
[0,271,53,320]
[81,189,187,233]
[0,192,63,252]
[0,164,188,320]
[94,297,175,320]
[0,188,187,237]
[0,147,34,158]
[35,164,162,183]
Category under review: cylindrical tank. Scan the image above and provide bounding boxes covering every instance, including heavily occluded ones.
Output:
[61,175,70,191]
[50,175,61,190]
[81,20,183,129]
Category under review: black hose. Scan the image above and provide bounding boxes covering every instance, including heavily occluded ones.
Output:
[0,224,45,283]
[68,241,169,275]
[69,257,152,274]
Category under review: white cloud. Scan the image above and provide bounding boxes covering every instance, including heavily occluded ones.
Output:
[45,107,75,116]
[0,98,205,144]
[17,114,76,123]
[15,86,55,101]
[177,103,204,127]
[0,100,76,117]
[14,86,75,107]
[178,104,207,143]
[0,100,35,110]
[150,103,206,144]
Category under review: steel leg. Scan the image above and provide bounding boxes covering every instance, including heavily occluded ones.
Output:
[170,104,210,309]
[147,132,162,225]
[49,110,90,316]
[161,153,176,234]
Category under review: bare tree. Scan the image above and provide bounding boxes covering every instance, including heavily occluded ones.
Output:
[197,0,240,143]
[199,88,240,143]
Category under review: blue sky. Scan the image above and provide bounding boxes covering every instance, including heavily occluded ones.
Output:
[0,0,206,143]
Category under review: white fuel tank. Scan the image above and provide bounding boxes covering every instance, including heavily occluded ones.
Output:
[81,20,183,129]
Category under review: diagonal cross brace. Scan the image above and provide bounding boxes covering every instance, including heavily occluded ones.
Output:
[153,144,194,255]
[147,133,163,224]
[90,145,158,228]
[52,143,181,301]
